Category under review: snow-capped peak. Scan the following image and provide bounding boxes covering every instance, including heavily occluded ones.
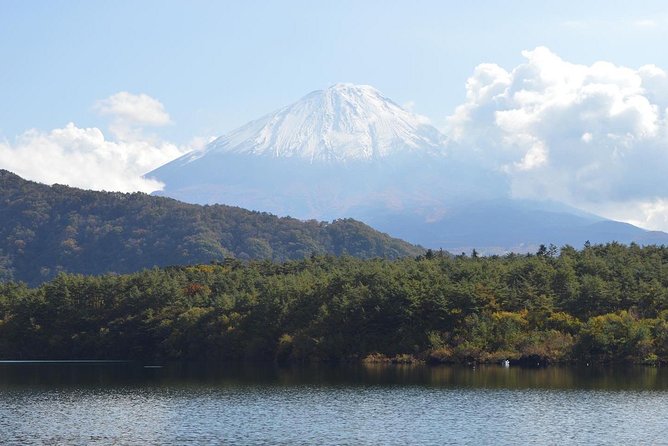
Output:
[199,83,444,162]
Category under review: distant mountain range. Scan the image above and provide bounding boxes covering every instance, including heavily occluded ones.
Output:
[0,170,422,285]
[364,198,668,255]
[149,83,668,252]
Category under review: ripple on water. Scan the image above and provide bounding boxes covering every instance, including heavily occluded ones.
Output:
[0,364,667,445]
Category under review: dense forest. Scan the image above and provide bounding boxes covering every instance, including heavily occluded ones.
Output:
[0,243,666,364]
[0,170,422,285]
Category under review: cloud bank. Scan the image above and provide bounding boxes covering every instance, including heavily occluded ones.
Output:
[94,91,173,141]
[447,46,668,230]
[0,93,191,193]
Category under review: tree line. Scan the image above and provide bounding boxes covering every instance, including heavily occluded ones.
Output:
[0,242,666,364]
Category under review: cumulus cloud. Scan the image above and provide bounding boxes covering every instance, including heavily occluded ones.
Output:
[446,47,668,230]
[94,92,172,140]
[0,92,204,193]
[0,123,190,193]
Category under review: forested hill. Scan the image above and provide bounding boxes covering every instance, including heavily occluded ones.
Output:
[0,245,666,363]
[0,170,423,285]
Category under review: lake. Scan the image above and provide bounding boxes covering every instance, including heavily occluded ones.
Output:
[1,362,667,445]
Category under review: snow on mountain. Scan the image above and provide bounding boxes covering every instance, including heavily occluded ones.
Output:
[176,83,444,164]
[148,83,668,253]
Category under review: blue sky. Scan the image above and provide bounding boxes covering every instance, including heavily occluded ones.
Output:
[3,0,668,141]
[3,1,668,230]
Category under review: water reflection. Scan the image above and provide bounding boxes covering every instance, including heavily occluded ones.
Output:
[0,361,666,391]
[0,363,666,445]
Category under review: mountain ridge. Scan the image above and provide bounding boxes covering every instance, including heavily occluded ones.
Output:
[0,170,423,285]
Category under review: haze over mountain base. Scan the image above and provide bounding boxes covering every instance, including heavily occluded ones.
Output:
[149,84,668,253]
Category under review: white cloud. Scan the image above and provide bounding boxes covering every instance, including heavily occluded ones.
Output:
[588,199,668,231]
[0,92,199,193]
[95,92,171,126]
[446,46,668,231]
[0,122,190,193]
[94,92,172,141]
[633,19,658,28]
[402,100,432,125]
[560,18,663,30]
[560,20,590,29]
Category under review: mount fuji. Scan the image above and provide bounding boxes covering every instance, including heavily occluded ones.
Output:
[199,83,444,162]
[148,84,668,253]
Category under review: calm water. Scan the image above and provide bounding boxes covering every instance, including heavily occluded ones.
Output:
[1,362,667,445]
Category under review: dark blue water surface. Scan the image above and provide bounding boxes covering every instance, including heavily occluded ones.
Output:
[1,362,666,445]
